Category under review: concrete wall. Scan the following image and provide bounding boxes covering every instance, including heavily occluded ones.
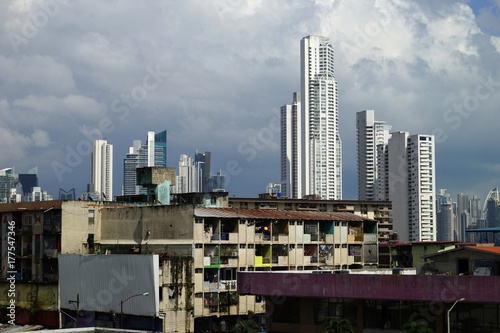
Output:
[100,205,195,243]
[238,272,500,303]
[160,257,194,333]
[60,201,94,254]
[0,282,58,327]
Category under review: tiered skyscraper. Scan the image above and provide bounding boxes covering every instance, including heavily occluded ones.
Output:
[90,140,113,201]
[281,35,341,199]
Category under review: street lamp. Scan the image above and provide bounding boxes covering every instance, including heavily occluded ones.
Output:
[447,297,465,333]
[120,292,149,329]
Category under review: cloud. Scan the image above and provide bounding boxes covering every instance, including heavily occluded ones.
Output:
[0,0,498,202]
[31,129,51,147]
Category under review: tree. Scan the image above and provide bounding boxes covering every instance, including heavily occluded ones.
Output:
[232,317,260,333]
[324,317,353,333]
[402,321,432,333]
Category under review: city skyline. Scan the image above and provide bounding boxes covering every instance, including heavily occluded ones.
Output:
[0,1,499,201]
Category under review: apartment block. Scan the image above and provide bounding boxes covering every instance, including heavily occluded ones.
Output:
[0,194,382,331]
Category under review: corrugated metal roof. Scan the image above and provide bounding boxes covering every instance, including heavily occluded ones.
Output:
[423,245,500,258]
[0,200,63,213]
[465,245,500,255]
[194,207,373,221]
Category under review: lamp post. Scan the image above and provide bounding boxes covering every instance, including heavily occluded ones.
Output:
[120,292,149,329]
[447,297,465,333]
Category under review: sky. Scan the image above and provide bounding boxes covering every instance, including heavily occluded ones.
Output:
[1,0,500,204]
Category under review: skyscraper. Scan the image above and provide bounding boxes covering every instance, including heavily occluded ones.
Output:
[436,189,455,241]
[154,130,168,167]
[209,171,225,192]
[280,92,301,198]
[384,132,436,241]
[356,110,391,201]
[176,154,196,193]
[300,35,341,200]
[123,131,167,195]
[123,140,141,196]
[194,151,211,192]
[90,140,113,201]
[0,168,15,203]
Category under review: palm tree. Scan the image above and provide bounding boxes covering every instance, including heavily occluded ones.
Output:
[402,321,432,333]
[324,316,353,333]
[232,317,260,333]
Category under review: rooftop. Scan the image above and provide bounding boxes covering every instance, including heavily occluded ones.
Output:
[194,207,374,221]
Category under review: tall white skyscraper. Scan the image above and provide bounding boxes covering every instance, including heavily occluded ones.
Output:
[356,110,391,201]
[384,132,436,241]
[91,139,113,201]
[176,154,196,193]
[280,92,301,198]
[301,35,341,200]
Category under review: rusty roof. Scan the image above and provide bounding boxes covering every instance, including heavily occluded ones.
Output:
[423,245,500,258]
[194,207,373,221]
[0,200,63,213]
[465,245,500,255]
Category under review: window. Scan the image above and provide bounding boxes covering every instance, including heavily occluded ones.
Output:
[88,210,95,226]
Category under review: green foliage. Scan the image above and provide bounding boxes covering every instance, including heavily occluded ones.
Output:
[232,317,260,333]
[324,317,353,333]
[402,321,433,333]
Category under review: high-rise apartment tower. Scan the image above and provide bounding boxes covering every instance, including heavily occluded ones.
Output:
[356,110,391,201]
[91,140,113,201]
[383,132,436,241]
[281,92,301,198]
[301,35,341,200]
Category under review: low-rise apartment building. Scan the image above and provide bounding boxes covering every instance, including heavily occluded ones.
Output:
[0,194,380,332]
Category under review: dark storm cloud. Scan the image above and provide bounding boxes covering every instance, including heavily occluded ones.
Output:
[0,0,499,202]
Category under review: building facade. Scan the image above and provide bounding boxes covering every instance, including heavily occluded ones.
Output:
[280,92,301,198]
[381,132,436,242]
[356,110,391,201]
[300,35,341,200]
[90,140,113,201]
[228,197,392,242]
[0,196,383,331]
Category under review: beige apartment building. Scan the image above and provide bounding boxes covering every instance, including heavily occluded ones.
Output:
[0,193,386,332]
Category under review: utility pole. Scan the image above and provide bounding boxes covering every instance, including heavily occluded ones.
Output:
[68,294,80,327]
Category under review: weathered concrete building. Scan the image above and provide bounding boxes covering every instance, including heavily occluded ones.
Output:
[1,195,381,332]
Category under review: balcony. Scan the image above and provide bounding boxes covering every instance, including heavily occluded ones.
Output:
[255,256,271,267]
